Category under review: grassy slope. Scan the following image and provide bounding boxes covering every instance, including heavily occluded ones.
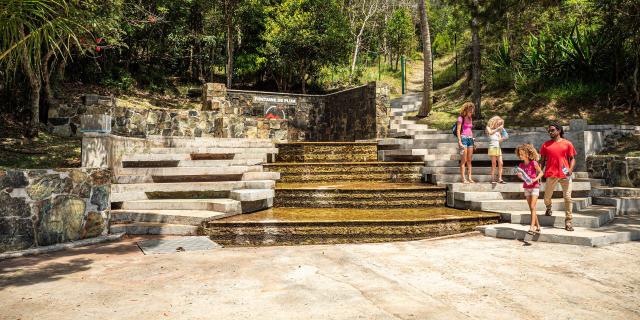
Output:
[0,115,81,169]
[380,53,640,130]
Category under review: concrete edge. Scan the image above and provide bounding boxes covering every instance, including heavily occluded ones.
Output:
[422,231,482,241]
[0,233,125,261]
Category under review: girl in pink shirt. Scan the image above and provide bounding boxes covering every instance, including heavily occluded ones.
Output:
[456,102,476,183]
[515,144,544,234]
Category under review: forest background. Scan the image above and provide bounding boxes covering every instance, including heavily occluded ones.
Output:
[1,0,639,141]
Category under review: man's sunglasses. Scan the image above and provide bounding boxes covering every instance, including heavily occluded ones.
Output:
[548,128,558,133]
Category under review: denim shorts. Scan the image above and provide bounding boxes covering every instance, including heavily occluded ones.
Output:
[461,136,474,148]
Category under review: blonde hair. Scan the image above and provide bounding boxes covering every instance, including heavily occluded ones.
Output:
[515,144,540,161]
[487,116,504,130]
[459,102,475,118]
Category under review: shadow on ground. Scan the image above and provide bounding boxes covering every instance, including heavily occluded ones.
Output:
[0,236,151,290]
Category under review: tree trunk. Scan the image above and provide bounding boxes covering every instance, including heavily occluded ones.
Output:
[42,50,56,109]
[300,60,306,94]
[470,0,482,119]
[224,0,235,89]
[20,28,41,138]
[188,46,194,79]
[417,0,433,118]
[350,34,362,82]
[633,55,639,107]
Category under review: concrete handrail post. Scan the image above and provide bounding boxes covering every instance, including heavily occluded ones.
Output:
[81,115,113,168]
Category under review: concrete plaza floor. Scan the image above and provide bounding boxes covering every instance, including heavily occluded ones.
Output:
[1,234,639,320]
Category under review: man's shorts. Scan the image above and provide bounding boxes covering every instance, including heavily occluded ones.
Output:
[461,136,474,148]
[488,147,502,156]
[524,188,540,197]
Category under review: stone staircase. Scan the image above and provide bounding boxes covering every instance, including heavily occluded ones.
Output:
[379,104,444,162]
[264,141,446,208]
[109,137,280,235]
[382,95,640,246]
[592,186,640,215]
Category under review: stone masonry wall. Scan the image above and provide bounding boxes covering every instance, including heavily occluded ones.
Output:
[52,82,385,142]
[586,156,640,188]
[227,82,380,142]
[226,89,323,141]
[48,95,223,138]
[0,168,111,253]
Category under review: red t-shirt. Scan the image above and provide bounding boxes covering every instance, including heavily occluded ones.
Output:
[540,139,577,178]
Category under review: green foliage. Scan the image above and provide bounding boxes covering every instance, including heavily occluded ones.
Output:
[384,8,414,70]
[0,0,85,76]
[100,67,135,91]
[261,0,350,91]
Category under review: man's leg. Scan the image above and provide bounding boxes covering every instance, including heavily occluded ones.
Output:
[559,178,573,229]
[543,177,559,216]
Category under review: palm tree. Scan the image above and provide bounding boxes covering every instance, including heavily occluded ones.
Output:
[417,0,432,118]
[0,0,81,137]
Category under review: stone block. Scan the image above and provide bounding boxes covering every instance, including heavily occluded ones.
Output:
[0,217,35,251]
[245,126,258,139]
[81,114,112,133]
[36,195,86,246]
[0,170,28,189]
[27,174,73,201]
[50,124,72,137]
[0,191,31,218]
[83,94,100,106]
[82,211,106,238]
[608,159,634,187]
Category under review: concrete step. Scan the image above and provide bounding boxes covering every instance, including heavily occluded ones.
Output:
[447,181,592,193]
[147,137,274,149]
[476,216,640,246]
[424,159,522,167]
[381,149,429,156]
[151,140,276,149]
[390,123,431,131]
[148,147,279,155]
[436,142,521,150]
[412,134,458,140]
[450,154,520,161]
[426,174,524,184]
[498,206,615,228]
[113,171,279,184]
[122,153,267,162]
[120,199,242,214]
[116,166,263,177]
[391,129,439,136]
[111,209,233,225]
[109,222,199,235]
[426,172,590,185]
[471,197,592,212]
[585,178,606,188]
[593,197,640,215]
[592,187,640,198]
[111,180,276,202]
[390,119,417,125]
[121,159,264,168]
[230,189,275,201]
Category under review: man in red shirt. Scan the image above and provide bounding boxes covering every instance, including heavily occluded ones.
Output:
[540,123,577,231]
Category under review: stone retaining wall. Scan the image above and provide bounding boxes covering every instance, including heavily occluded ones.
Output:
[0,168,111,253]
[586,156,640,187]
[227,82,381,141]
[51,82,386,142]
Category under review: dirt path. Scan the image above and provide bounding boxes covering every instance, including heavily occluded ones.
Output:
[1,235,639,319]
[405,59,424,93]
